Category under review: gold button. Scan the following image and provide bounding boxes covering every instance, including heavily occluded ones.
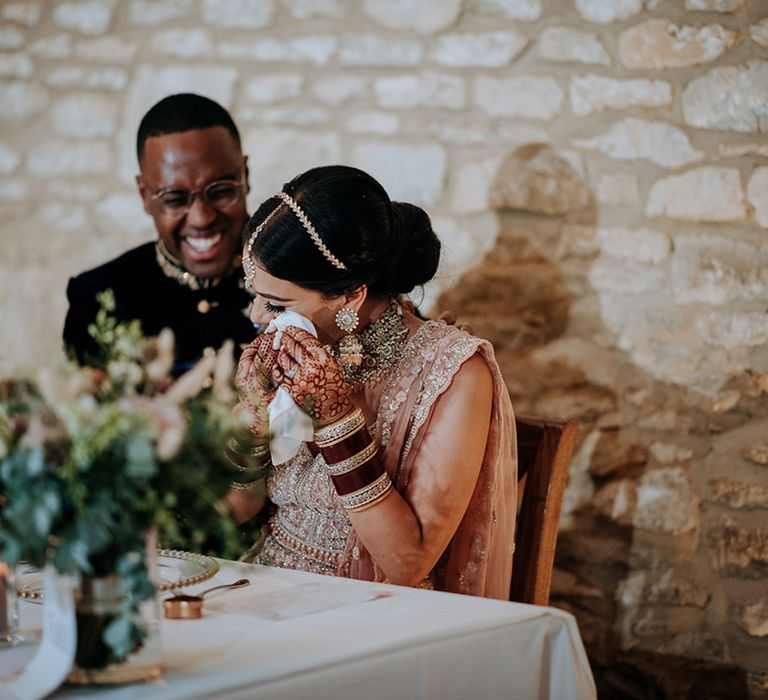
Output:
[197,300,211,314]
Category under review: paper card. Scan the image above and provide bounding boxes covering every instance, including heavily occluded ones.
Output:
[205,581,392,620]
[0,567,77,700]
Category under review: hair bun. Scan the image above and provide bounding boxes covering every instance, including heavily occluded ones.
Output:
[379,202,441,295]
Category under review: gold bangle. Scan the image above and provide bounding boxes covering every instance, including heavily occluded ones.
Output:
[325,441,378,476]
[314,408,366,447]
[229,477,265,492]
[338,472,393,512]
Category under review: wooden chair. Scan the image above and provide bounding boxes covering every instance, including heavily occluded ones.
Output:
[509,415,579,606]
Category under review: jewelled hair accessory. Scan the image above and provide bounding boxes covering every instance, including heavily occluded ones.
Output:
[242,190,347,289]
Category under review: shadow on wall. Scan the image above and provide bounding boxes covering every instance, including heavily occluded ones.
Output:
[436,144,751,699]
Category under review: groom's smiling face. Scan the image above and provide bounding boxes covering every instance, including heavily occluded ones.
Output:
[137,126,249,279]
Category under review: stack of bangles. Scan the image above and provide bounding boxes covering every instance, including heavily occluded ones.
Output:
[226,440,271,492]
[314,407,393,512]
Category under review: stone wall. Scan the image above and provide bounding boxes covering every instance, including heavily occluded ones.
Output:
[1,0,767,696]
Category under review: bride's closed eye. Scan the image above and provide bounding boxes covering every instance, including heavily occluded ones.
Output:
[264,300,285,314]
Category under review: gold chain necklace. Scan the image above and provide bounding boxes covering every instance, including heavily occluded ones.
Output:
[326,299,408,392]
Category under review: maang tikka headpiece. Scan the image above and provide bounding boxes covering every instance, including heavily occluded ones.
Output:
[243,191,347,289]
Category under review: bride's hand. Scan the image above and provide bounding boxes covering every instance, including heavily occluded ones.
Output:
[236,333,279,432]
[273,326,352,425]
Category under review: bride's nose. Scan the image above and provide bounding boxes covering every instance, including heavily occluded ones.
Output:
[250,301,273,325]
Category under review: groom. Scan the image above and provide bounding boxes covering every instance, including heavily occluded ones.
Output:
[63,93,255,374]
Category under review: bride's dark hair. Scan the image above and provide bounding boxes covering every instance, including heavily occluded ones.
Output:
[245,165,441,298]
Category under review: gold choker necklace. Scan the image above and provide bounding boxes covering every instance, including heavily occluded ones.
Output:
[155,241,238,291]
[326,299,408,392]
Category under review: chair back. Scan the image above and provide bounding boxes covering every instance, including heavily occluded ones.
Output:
[510,415,578,606]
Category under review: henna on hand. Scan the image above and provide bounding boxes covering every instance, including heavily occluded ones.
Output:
[273,326,352,425]
[236,332,279,435]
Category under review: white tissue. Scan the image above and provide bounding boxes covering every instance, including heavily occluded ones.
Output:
[266,310,317,464]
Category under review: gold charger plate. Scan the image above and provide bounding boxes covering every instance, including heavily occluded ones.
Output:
[17,549,220,602]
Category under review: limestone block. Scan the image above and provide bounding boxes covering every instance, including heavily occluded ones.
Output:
[45,67,127,90]
[536,27,610,65]
[573,118,703,168]
[685,0,746,9]
[374,73,465,110]
[362,0,461,34]
[595,172,640,207]
[29,35,72,58]
[282,0,343,18]
[52,94,117,138]
[683,61,768,133]
[751,19,768,47]
[739,601,768,637]
[594,480,634,525]
[0,180,27,201]
[718,142,768,158]
[345,111,399,135]
[219,37,336,64]
[244,74,303,103]
[312,76,367,104]
[696,312,768,348]
[555,224,599,259]
[477,0,541,20]
[0,54,32,79]
[351,142,445,206]
[0,144,19,175]
[0,81,48,123]
[597,227,671,264]
[242,129,340,201]
[575,0,642,24]
[589,258,666,294]
[127,0,193,23]
[2,2,41,26]
[490,144,590,215]
[712,389,742,413]
[619,19,737,70]
[474,76,563,120]
[429,31,527,67]
[76,37,138,62]
[748,167,768,228]
[47,181,104,202]
[254,107,329,126]
[38,202,87,232]
[450,156,503,215]
[339,36,422,65]
[710,521,768,572]
[647,167,746,222]
[201,0,273,28]
[633,467,699,535]
[710,478,768,510]
[743,443,768,465]
[53,0,115,34]
[570,75,671,116]
[0,27,24,50]
[649,441,694,464]
[27,142,112,177]
[95,193,151,239]
[670,235,767,304]
[149,30,212,58]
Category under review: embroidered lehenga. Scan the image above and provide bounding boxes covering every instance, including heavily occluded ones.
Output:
[247,301,517,600]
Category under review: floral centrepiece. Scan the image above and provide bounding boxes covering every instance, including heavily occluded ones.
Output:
[0,291,265,675]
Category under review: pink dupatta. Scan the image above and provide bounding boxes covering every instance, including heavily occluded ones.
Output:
[338,321,517,599]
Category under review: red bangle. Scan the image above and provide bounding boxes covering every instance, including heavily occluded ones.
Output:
[320,427,373,464]
[330,455,386,496]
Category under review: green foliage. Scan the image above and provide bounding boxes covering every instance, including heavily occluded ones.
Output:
[0,290,266,665]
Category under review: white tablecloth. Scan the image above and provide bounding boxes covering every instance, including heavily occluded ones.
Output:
[5,560,596,700]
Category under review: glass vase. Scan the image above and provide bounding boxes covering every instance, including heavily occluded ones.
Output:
[0,562,22,647]
[67,536,162,685]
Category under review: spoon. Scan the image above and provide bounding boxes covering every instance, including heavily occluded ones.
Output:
[163,578,250,619]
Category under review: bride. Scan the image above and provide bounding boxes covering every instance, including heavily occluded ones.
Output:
[228,165,516,599]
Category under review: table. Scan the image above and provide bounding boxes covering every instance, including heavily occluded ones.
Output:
[4,560,596,700]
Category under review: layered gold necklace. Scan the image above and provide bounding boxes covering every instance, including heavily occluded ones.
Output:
[327,299,408,392]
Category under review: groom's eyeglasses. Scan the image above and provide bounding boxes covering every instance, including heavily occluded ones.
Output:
[145,176,246,217]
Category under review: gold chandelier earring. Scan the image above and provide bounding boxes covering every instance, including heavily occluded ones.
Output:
[335,306,363,367]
